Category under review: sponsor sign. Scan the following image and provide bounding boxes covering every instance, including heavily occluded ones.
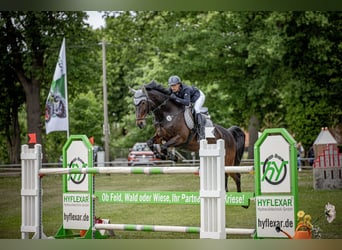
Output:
[63,193,91,230]
[254,128,298,238]
[95,191,254,206]
[65,140,91,192]
[61,135,93,232]
[256,196,295,237]
[259,135,291,193]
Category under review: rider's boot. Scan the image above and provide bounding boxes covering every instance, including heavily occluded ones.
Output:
[196,113,206,141]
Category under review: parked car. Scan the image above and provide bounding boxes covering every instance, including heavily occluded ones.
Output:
[127,142,160,166]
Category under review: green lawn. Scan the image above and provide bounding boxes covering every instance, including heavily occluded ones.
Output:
[0,170,341,239]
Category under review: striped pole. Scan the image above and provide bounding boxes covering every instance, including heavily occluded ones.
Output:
[38,166,254,176]
[95,224,200,234]
[94,223,255,235]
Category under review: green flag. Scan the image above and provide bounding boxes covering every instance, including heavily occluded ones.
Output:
[45,38,69,134]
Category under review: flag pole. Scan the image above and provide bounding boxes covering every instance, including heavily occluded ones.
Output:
[63,37,70,138]
[101,39,110,163]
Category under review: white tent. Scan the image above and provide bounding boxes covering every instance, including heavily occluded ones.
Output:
[313,128,337,157]
[314,128,337,145]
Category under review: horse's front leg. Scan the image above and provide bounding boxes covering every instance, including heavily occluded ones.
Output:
[147,136,157,153]
[147,135,166,160]
[160,135,183,152]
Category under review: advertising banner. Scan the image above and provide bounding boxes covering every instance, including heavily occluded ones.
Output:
[95,191,254,206]
[254,128,298,238]
[259,135,291,193]
[65,140,90,192]
[63,193,91,230]
[256,196,295,237]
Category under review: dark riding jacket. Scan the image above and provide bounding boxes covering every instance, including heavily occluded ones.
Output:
[169,83,200,106]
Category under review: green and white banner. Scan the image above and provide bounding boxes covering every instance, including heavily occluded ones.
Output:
[95,191,254,206]
[45,38,69,134]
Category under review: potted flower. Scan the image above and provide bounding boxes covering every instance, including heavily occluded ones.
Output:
[276,202,336,239]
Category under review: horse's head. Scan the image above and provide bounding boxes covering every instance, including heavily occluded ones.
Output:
[131,87,149,129]
[131,81,181,129]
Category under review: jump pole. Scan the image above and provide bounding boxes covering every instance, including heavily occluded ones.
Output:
[94,223,255,236]
[38,166,254,176]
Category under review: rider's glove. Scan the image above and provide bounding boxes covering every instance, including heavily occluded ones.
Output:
[170,93,177,100]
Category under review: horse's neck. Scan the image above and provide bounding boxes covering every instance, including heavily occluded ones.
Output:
[151,100,170,118]
[149,93,182,121]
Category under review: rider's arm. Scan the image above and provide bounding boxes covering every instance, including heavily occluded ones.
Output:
[171,89,191,106]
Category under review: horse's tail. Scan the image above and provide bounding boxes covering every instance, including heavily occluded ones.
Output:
[227,126,245,166]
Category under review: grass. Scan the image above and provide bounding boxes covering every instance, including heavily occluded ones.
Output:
[0,170,341,239]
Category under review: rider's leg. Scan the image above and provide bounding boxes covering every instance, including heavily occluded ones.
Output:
[196,113,205,140]
[194,92,206,140]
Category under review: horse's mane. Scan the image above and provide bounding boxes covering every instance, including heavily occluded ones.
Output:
[143,80,184,109]
[144,80,170,95]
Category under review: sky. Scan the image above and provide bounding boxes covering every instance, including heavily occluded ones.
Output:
[85,11,105,29]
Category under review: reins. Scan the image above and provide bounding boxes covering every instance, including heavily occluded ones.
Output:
[142,85,171,116]
[138,86,187,129]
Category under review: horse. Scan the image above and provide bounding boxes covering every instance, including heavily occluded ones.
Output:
[130,81,245,193]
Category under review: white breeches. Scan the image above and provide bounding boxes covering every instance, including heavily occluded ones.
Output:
[193,90,205,114]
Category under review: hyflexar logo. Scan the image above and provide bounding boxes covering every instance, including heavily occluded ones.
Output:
[67,157,88,184]
[261,153,288,185]
[64,136,92,192]
[258,134,292,193]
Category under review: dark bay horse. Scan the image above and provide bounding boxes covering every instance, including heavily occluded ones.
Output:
[131,81,245,193]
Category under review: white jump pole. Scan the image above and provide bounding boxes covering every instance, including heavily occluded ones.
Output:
[94,223,255,236]
[38,166,254,176]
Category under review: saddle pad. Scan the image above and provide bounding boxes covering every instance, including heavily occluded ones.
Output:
[184,108,194,130]
[184,108,213,130]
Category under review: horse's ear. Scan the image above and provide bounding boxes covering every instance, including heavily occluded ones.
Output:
[128,86,137,94]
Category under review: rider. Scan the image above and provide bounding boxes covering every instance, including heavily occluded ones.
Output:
[167,75,206,140]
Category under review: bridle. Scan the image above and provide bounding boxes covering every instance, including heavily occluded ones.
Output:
[134,86,170,121]
[134,86,186,127]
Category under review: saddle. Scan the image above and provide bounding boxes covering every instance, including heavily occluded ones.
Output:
[184,106,213,130]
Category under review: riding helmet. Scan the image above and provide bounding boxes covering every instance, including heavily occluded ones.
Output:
[168,75,181,86]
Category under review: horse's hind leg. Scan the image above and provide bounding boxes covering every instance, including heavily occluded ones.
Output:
[233,173,249,209]
[231,173,241,193]
[225,173,241,192]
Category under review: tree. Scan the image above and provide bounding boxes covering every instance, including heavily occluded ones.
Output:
[281,12,342,148]
[0,11,99,162]
[128,11,287,157]
[0,56,25,163]
[0,15,25,163]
